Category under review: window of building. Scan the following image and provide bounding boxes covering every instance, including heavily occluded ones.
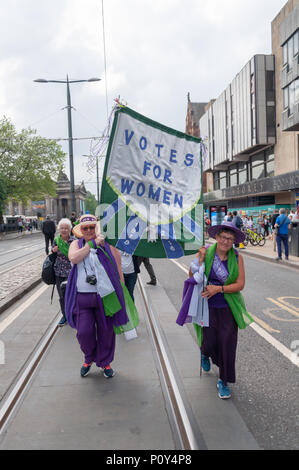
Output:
[289,81,295,115]
[294,30,299,56]
[283,43,288,65]
[266,106,276,137]
[250,153,265,180]
[265,150,274,177]
[237,162,248,185]
[251,153,264,165]
[283,87,289,109]
[266,159,274,177]
[295,79,299,104]
[229,164,238,187]
[218,171,227,190]
[266,71,275,101]
[239,170,247,184]
[251,164,265,180]
[213,172,220,190]
[288,36,294,66]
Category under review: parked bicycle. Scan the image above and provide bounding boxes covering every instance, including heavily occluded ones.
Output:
[243,228,266,247]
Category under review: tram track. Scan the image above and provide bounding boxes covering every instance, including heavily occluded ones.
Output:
[137,278,205,450]
[0,247,44,270]
[0,312,61,434]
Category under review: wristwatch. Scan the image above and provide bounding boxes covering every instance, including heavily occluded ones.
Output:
[221,285,224,293]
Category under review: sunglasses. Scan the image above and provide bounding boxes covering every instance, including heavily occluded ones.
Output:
[81,225,96,232]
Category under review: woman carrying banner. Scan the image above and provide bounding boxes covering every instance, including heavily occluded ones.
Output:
[177,221,253,399]
[65,214,128,378]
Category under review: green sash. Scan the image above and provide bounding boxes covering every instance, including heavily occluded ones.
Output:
[54,235,70,258]
[193,243,253,346]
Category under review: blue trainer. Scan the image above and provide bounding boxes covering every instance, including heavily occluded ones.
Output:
[103,366,115,378]
[58,316,67,327]
[217,379,231,399]
[201,354,211,372]
[80,363,92,377]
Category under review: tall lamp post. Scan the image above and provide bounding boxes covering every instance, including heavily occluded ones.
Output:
[34,76,101,214]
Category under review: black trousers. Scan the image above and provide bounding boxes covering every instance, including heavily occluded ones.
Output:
[44,233,54,254]
[137,257,156,282]
[55,275,67,316]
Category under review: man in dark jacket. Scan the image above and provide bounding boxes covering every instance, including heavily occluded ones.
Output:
[42,216,56,254]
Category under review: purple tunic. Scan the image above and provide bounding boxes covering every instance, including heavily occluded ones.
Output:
[203,250,239,384]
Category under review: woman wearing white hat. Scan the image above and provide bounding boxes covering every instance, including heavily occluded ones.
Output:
[65,214,128,379]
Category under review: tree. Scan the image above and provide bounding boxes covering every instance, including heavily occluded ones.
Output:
[85,191,98,215]
[0,116,66,204]
[0,174,7,220]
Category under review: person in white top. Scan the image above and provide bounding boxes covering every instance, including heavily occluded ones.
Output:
[120,252,140,302]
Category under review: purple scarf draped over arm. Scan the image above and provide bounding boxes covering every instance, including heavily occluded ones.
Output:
[176,277,198,325]
[65,239,128,329]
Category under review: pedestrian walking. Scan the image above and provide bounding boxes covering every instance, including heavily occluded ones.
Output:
[256,213,264,235]
[137,257,157,285]
[275,208,291,261]
[18,218,23,234]
[70,211,77,227]
[271,210,279,252]
[120,251,140,302]
[225,211,233,222]
[177,221,253,399]
[263,216,270,237]
[42,216,56,254]
[247,216,254,230]
[232,211,243,248]
[65,214,128,379]
[52,218,75,326]
[291,206,299,223]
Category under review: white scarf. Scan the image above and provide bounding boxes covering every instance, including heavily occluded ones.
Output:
[88,249,115,298]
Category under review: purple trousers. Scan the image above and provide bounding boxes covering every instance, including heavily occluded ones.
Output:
[73,293,116,368]
[201,306,238,384]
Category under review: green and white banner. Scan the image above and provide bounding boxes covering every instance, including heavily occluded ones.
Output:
[99,106,205,258]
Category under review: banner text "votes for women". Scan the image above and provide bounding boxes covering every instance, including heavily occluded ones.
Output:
[106,111,202,225]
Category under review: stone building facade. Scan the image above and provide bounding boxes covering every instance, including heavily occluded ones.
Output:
[5,172,86,222]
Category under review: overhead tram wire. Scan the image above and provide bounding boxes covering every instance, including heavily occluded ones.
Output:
[101,0,109,121]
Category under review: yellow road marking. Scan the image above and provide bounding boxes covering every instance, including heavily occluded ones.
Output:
[250,313,280,333]
[266,298,299,319]
[277,297,299,313]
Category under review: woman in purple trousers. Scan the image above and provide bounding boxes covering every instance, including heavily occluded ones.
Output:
[65,214,128,379]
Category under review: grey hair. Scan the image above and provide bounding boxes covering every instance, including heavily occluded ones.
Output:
[57,218,72,232]
[279,208,286,214]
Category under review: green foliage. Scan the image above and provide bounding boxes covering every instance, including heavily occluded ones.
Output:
[0,116,66,204]
[85,191,98,215]
[0,174,7,217]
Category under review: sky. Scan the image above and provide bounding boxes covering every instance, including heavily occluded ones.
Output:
[0,0,288,197]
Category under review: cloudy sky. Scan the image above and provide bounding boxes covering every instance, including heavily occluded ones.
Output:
[0,0,287,196]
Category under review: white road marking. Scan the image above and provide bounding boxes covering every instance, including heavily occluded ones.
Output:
[0,284,49,335]
[170,259,299,368]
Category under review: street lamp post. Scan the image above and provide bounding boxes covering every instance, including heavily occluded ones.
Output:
[83,154,100,205]
[34,76,101,214]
